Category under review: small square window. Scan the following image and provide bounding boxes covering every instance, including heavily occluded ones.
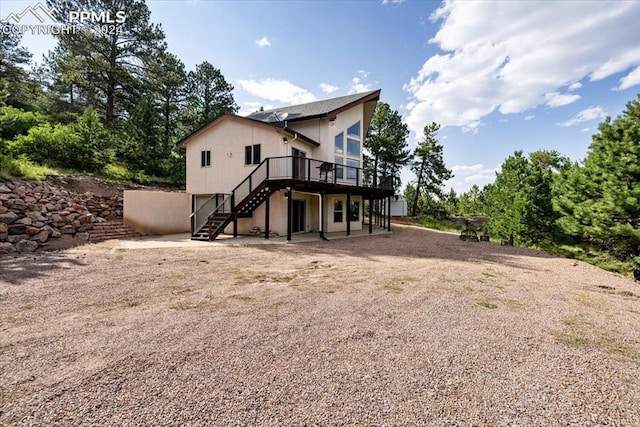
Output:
[333,200,343,223]
[245,144,261,165]
[201,150,211,167]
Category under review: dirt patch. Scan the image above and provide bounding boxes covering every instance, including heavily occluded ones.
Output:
[1,224,639,425]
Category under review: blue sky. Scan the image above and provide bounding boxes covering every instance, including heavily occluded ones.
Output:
[3,0,640,193]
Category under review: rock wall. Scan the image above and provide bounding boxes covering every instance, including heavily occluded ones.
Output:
[0,180,123,254]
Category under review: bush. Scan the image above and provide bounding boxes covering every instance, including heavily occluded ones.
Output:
[0,106,48,140]
[8,108,114,172]
[0,154,56,180]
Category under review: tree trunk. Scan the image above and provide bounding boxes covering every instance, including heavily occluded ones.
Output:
[373,154,379,187]
[411,154,427,217]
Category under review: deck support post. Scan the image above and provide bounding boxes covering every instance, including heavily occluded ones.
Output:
[387,195,392,231]
[264,188,270,239]
[319,193,325,240]
[346,193,351,236]
[286,187,292,242]
[368,197,373,234]
[233,217,237,238]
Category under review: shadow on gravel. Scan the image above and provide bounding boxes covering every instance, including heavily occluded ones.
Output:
[252,224,558,271]
[0,253,86,285]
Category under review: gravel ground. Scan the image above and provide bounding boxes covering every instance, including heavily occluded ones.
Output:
[1,224,639,426]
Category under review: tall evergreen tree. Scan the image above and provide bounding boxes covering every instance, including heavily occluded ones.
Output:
[554,95,640,261]
[0,24,40,109]
[364,102,410,191]
[410,122,452,216]
[183,61,238,131]
[47,0,166,125]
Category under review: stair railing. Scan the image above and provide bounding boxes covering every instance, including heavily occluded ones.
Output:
[190,193,230,235]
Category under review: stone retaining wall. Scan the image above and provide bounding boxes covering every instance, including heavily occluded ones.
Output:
[0,180,123,253]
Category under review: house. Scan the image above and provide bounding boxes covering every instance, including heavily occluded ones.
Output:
[176,89,394,241]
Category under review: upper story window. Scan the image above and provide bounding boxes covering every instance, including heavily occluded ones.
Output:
[245,144,261,165]
[347,122,360,138]
[334,121,361,181]
[201,150,211,167]
[335,133,344,155]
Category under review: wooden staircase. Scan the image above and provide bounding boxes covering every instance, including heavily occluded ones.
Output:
[191,185,274,241]
[89,221,141,242]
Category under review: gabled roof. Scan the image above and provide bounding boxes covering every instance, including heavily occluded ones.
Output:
[176,89,380,148]
[247,89,381,123]
[176,114,320,148]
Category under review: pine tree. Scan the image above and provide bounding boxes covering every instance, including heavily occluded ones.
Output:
[47,0,165,125]
[364,102,410,191]
[410,122,452,216]
[554,95,640,261]
[183,61,238,132]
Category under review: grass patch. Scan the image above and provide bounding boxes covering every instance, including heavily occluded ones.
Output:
[556,316,640,365]
[503,299,526,311]
[0,154,58,180]
[383,283,404,293]
[476,300,498,309]
[415,215,460,234]
[538,241,635,277]
[170,299,210,310]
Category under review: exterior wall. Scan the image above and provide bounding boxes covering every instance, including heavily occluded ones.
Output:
[390,197,407,216]
[123,190,190,235]
[186,118,286,195]
[289,104,364,168]
[325,194,363,233]
[222,190,320,236]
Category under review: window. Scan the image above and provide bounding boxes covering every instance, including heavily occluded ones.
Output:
[201,150,211,167]
[245,144,261,165]
[334,132,343,154]
[349,200,360,222]
[335,121,361,181]
[346,159,359,180]
[347,121,360,137]
[335,156,344,180]
[347,138,360,156]
[333,200,343,223]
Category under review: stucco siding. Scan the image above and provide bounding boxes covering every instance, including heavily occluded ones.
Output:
[123,190,190,235]
[185,118,284,195]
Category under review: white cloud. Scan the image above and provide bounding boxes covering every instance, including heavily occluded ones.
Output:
[238,101,276,116]
[404,1,640,135]
[559,106,607,127]
[236,79,316,104]
[319,83,339,94]
[545,92,581,107]
[349,71,372,94]
[381,0,406,4]
[448,163,499,191]
[452,164,484,174]
[568,82,582,91]
[255,36,271,48]
[616,66,640,91]
[524,115,535,121]
[580,127,591,132]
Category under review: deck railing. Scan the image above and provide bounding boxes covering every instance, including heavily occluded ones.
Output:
[190,156,393,235]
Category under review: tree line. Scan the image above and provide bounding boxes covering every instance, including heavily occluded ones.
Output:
[1,0,238,181]
[408,95,639,274]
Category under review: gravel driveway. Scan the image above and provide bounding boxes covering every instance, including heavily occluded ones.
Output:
[1,224,639,425]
